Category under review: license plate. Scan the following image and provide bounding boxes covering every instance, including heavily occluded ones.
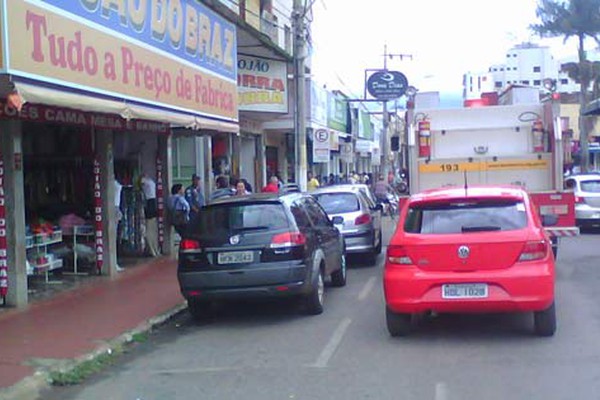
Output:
[217,251,254,264]
[442,283,488,299]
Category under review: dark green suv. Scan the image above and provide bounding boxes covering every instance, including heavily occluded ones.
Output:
[177,191,346,319]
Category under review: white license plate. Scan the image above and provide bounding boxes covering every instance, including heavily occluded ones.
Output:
[217,251,254,264]
[442,284,488,299]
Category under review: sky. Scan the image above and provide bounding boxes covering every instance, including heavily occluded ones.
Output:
[310,0,587,107]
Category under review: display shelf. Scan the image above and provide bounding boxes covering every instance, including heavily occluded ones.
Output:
[26,229,65,284]
[30,259,63,284]
[68,225,95,275]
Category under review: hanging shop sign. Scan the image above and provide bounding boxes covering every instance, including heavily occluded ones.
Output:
[93,159,104,274]
[340,143,353,163]
[238,56,288,113]
[2,0,238,121]
[310,82,328,127]
[366,71,408,101]
[0,158,7,301]
[327,92,348,132]
[355,140,372,153]
[0,102,169,133]
[371,147,381,166]
[313,128,330,163]
[156,157,164,249]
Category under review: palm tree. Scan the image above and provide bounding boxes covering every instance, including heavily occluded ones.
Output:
[531,0,600,172]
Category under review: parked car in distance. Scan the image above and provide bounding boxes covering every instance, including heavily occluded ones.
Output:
[177,191,346,319]
[312,186,383,265]
[564,174,600,229]
[384,186,556,337]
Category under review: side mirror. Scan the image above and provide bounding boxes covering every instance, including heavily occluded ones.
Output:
[541,214,559,227]
[331,216,344,225]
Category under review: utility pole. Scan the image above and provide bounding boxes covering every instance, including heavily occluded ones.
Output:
[293,0,308,190]
[381,45,412,179]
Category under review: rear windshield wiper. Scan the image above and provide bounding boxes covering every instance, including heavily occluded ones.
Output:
[232,226,271,232]
[461,226,501,232]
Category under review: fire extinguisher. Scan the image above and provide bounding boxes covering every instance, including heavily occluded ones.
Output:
[418,120,431,158]
[532,119,544,153]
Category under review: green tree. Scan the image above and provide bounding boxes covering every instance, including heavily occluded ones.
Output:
[531,0,600,172]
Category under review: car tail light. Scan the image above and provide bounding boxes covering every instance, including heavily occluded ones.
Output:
[386,245,413,265]
[270,232,306,248]
[518,241,548,262]
[575,196,585,204]
[355,213,372,225]
[180,239,201,252]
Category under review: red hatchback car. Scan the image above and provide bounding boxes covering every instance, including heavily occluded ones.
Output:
[384,186,556,337]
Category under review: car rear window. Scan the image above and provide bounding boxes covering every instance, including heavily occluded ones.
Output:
[404,200,528,234]
[580,180,600,193]
[194,203,289,235]
[313,193,360,214]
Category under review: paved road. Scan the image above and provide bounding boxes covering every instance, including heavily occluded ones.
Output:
[46,222,600,400]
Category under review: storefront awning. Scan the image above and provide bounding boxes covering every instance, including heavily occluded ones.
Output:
[13,81,239,133]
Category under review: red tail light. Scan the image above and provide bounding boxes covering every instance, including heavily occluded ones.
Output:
[575,196,585,204]
[180,239,201,251]
[270,232,306,248]
[518,241,548,262]
[355,213,372,225]
[386,245,413,265]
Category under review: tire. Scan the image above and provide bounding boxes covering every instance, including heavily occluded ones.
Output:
[375,230,383,255]
[188,299,213,320]
[534,302,556,337]
[303,267,325,315]
[331,254,347,287]
[386,307,412,337]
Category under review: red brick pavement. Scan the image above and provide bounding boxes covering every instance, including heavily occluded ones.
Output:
[0,257,183,389]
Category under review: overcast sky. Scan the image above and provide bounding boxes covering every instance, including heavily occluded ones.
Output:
[310,0,586,105]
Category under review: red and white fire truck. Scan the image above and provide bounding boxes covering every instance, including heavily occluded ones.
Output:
[404,87,579,253]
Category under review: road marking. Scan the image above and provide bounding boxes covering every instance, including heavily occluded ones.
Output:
[435,382,448,400]
[311,318,352,368]
[358,276,377,301]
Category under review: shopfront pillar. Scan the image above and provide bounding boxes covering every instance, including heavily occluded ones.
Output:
[158,134,173,256]
[231,134,241,179]
[256,134,266,190]
[95,129,118,277]
[0,120,27,307]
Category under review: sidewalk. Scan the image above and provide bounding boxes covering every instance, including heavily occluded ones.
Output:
[0,256,185,398]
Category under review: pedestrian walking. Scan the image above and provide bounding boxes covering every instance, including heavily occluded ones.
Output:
[141,173,160,257]
[210,175,234,202]
[261,176,279,193]
[185,173,205,220]
[168,184,190,236]
[307,171,320,191]
[235,180,250,196]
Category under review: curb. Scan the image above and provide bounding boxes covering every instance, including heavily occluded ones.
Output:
[0,302,187,400]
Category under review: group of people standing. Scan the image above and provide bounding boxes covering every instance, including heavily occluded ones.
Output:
[168,174,281,234]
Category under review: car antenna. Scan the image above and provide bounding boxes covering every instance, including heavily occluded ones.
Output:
[464,171,468,196]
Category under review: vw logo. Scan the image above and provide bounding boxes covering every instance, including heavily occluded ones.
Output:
[457,245,470,259]
[229,235,240,245]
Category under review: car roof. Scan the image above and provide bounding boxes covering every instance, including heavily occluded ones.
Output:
[567,174,600,181]
[410,185,526,203]
[312,185,365,195]
[208,191,304,206]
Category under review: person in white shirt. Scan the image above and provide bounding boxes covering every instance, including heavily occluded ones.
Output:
[141,173,159,257]
[114,178,124,272]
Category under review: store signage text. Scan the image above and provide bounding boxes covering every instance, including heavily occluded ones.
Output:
[4,2,238,121]
[0,159,7,298]
[156,157,164,249]
[0,102,169,133]
[93,159,104,274]
[238,56,288,113]
[41,0,236,80]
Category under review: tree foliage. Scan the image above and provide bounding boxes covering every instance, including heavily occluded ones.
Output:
[531,0,600,171]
